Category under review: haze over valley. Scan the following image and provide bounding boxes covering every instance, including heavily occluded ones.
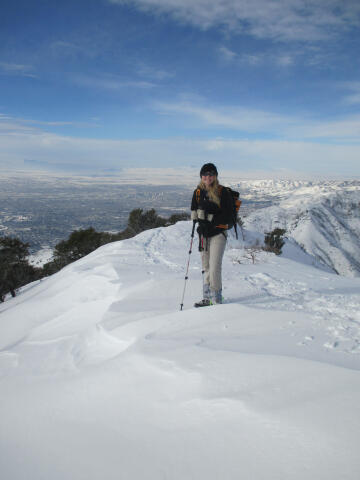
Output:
[1,172,359,278]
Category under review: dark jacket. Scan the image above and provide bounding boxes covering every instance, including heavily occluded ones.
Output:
[191,185,233,238]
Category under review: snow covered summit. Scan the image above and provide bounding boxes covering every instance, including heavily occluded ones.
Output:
[236,180,360,277]
[1,221,360,479]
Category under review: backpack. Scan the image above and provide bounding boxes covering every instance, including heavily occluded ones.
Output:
[219,186,242,238]
[195,186,242,238]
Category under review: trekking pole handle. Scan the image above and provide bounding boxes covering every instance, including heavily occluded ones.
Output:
[188,220,196,253]
[191,220,196,236]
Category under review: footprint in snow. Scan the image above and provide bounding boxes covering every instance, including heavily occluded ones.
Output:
[297,336,314,347]
[324,340,340,349]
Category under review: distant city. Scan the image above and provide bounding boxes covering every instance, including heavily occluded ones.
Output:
[0,174,270,253]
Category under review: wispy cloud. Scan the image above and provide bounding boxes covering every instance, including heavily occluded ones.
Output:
[218,46,297,68]
[2,108,360,176]
[154,98,298,133]
[241,53,265,66]
[1,122,359,176]
[154,98,360,142]
[0,115,40,135]
[71,73,156,90]
[50,41,89,58]
[218,46,238,62]
[342,82,360,105]
[277,55,294,66]
[218,48,265,66]
[0,62,37,78]
[135,62,174,80]
[294,116,360,141]
[109,0,360,42]
[0,113,99,135]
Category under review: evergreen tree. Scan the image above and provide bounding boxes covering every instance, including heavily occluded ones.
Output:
[52,227,105,265]
[264,228,286,255]
[126,208,167,236]
[0,236,39,301]
[167,213,190,225]
[237,217,245,240]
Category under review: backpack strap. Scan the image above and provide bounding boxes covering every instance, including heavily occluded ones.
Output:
[196,188,201,204]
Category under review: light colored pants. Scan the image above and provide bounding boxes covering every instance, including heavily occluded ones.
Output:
[201,232,227,293]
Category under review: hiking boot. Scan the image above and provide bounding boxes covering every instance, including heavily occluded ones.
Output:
[203,283,210,300]
[194,298,212,308]
[210,289,223,304]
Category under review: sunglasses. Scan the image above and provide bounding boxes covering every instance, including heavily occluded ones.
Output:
[201,172,216,177]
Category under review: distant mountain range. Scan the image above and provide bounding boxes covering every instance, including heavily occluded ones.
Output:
[233,180,360,277]
[4,174,359,277]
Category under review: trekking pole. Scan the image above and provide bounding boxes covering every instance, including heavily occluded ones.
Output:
[180,221,196,311]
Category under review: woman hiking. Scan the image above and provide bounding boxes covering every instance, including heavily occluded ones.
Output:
[191,163,233,307]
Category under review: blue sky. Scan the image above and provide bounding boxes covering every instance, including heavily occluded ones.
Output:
[1,0,360,177]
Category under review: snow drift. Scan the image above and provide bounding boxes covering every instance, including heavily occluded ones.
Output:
[1,221,360,479]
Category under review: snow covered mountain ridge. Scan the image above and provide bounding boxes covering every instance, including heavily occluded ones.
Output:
[230,180,360,277]
[1,220,360,479]
[231,179,360,199]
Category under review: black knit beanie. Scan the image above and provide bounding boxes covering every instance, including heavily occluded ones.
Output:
[200,163,218,177]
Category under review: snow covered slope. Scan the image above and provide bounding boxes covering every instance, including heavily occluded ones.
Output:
[234,180,360,277]
[1,221,360,479]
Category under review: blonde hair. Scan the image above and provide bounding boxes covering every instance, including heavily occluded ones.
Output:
[198,177,221,207]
